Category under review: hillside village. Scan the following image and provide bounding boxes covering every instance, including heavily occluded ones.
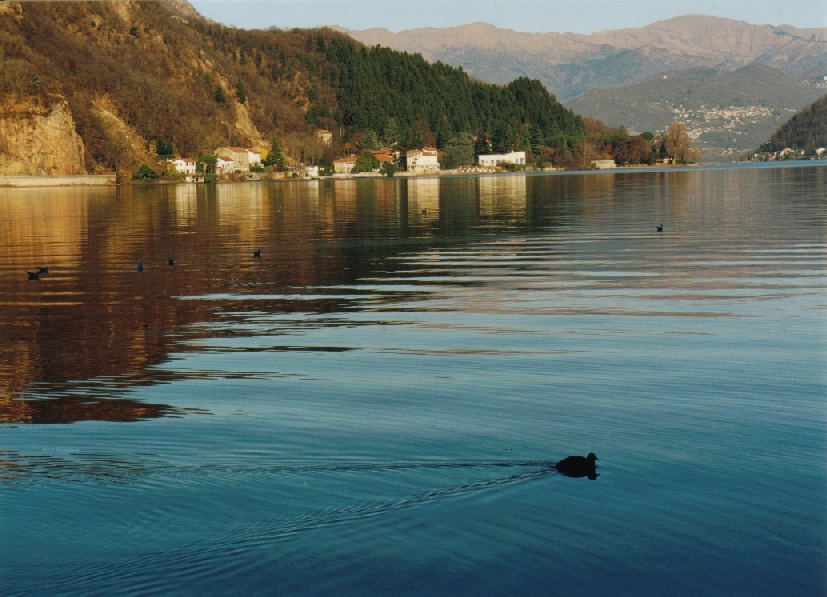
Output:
[164,130,530,182]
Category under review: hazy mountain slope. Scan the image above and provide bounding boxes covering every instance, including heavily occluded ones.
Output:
[565,64,826,158]
[345,16,827,102]
[759,94,827,152]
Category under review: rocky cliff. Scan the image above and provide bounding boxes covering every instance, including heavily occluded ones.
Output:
[0,99,86,176]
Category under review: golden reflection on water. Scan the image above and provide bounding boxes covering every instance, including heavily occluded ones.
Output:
[0,172,700,423]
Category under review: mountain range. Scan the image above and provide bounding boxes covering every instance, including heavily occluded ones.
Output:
[346,16,827,159]
[344,16,827,102]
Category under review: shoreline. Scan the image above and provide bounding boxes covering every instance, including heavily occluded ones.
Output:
[1,160,823,189]
[0,175,116,188]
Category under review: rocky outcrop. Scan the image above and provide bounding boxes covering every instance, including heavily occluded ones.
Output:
[0,99,86,175]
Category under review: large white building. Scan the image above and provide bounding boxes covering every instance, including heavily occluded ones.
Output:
[215,147,250,171]
[477,151,526,167]
[407,148,440,174]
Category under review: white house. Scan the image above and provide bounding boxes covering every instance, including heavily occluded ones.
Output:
[216,156,235,174]
[246,149,262,168]
[478,151,526,167]
[215,147,250,171]
[333,156,357,174]
[170,158,197,175]
[591,159,616,169]
[407,148,440,173]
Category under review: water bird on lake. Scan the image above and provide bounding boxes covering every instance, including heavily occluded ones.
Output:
[554,453,598,479]
[253,249,261,258]
[657,224,663,232]
[168,257,175,266]
[27,271,40,280]
[38,266,49,274]
[137,261,144,272]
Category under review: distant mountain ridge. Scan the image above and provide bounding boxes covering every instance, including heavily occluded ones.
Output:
[345,15,827,160]
[344,16,827,101]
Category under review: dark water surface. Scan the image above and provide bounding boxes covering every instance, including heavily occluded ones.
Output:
[1,164,825,595]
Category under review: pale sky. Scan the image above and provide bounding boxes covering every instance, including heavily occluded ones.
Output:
[189,0,827,33]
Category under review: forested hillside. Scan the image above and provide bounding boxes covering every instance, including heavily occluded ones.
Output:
[0,1,584,174]
[758,94,827,154]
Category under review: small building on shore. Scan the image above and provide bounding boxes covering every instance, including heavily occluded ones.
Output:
[170,159,197,175]
[407,148,440,174]
[216,156,235,174]
[333,156,357,175]
[478,151,525,167]
[592,159,616,169]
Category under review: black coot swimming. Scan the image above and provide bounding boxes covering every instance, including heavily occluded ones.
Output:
[555,453,598,479]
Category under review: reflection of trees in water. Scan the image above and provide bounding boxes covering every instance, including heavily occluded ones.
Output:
[0,176,569,422]
[0,394,182,424]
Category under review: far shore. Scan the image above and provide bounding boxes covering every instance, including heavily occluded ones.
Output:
[2,160,824,189]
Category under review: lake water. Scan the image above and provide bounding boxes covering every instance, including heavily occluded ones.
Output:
[0,164,825,596]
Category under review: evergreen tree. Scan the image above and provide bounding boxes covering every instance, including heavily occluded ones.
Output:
[214,85,226,105]
[264,136,285,170]
[155,139,174,158]
[353,151,380,173]
[442,132,475,169]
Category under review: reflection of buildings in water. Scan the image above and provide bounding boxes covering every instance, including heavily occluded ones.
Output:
[276,179,321,222]
[478,175,527,216]
[173,183,198,224]
[215,183,265,246]
[406,177,440,219]
[216,183,264,222]
[331,179,359,222]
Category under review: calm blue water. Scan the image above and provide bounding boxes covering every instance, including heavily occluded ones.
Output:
[1,164,825,596]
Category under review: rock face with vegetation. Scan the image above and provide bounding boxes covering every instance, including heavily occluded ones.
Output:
[0,0,586,175]
[0,99,86,175]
